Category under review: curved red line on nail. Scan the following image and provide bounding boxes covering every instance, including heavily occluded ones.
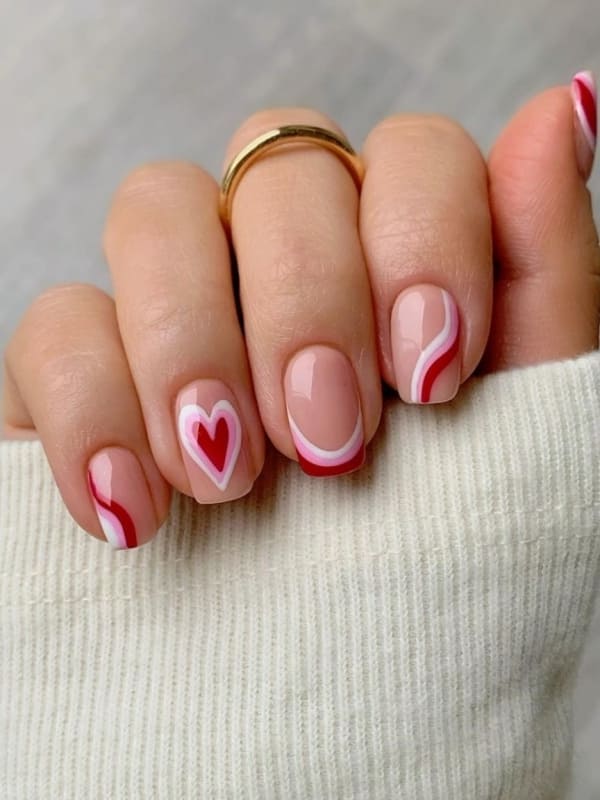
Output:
[420,322,460,403]
[88,471,138,548]
[297,441,365,477]
[575,77,597,139]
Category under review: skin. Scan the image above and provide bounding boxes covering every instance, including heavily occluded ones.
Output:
[2,81,599,547]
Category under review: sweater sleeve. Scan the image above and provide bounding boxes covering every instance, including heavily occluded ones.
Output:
[1,350,599,800]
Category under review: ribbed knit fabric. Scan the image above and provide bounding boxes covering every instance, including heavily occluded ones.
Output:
[0,351,599,800]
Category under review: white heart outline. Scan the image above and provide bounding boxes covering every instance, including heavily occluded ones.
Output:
[177,400,242,491]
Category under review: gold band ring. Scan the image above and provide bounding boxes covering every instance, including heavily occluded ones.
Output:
[219,124,365,229]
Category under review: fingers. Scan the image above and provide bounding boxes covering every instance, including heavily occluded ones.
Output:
[222,108,382,475]
[3,284,171,548]
[483,74,600,371]
[358,115,493,403]
[104,162,265,502]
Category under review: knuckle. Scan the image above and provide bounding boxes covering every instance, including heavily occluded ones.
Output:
[21,284,110,347]
[104,161,217,251]
[230,109,286,140]
[127,290,230,350]
[365,215,446,282]
[368,112,470,143]
[113,160,214,204]
[128,292,184,339]
[255,241,332,299]
[125,293,236,389]
[37,348,102,408]
[11,282,112,375]
[249,247,361,339]
[223,107,344,168]
[420,114,473,144]
[27,283,104,319]
[24,342,112,445]
[365,114,482,167]
[269,248,314,288]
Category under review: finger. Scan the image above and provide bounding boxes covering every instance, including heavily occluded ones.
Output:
[104,162,265,503]
[359,115,493,403]
[483,73,599,372]
[3,284,171,548]
[222,108,382,477]
[2,359,36,438]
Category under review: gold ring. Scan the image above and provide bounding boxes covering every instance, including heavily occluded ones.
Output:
[219,124,364,229]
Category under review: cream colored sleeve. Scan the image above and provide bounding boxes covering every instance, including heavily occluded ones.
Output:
[1,350,599,800]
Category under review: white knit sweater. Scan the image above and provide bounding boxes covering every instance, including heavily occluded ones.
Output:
[1,351,599,800]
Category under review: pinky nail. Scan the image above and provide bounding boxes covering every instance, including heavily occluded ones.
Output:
[87,448,157,549]
[571,71,597,177]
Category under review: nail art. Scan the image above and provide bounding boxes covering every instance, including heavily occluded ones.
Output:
[410,288,460,403]
[287,409,365,477]
[572,71,597,155]
[177,399,242,491]
[284,345,365,477]
[88,470,137,549]
[392,285,461,405]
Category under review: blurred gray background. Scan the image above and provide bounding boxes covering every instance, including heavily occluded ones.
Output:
[1,1,599,795]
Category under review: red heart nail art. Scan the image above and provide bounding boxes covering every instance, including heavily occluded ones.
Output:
[194,416,229,472]
[178,400,242,491]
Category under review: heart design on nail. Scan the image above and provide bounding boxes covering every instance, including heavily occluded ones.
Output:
[178,400,242,491]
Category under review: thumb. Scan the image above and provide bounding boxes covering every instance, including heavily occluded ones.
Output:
[481,72,599,373]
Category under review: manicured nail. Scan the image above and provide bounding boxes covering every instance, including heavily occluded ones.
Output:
[391,284,461,404]
[571,71,597,180]
[87,447,157,549]
[176,379,253,503]
[284,345,365,477]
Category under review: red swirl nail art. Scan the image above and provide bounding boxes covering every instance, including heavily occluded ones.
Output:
[572,71,597,155]
[287,410,365,476]
[411,289,460,403]
[88,470,138,549]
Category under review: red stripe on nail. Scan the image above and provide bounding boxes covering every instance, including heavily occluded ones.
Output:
[195,416,229,473]
[575,76,597,139]
[297,442,366,477]
[88,471,138,548]
[420,326,460,403]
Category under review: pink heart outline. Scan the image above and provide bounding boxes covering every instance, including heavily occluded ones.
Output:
[177,400,242,491]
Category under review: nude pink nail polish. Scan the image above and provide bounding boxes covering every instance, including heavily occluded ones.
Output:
[87,448,157,549]
[284,345,365,477]
[391,284,461,404]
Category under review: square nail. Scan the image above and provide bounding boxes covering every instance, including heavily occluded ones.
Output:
[391,284,461,404]
[176,380,253,502]
[284,345,365,476]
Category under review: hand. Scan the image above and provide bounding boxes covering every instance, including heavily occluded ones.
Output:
[2,73,598,549]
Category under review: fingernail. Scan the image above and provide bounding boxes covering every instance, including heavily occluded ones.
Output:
[284,345,365,477]
[176,379,253,503]
[571,70,597,180]
[87,447,157,549]
[391,284,461,404]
